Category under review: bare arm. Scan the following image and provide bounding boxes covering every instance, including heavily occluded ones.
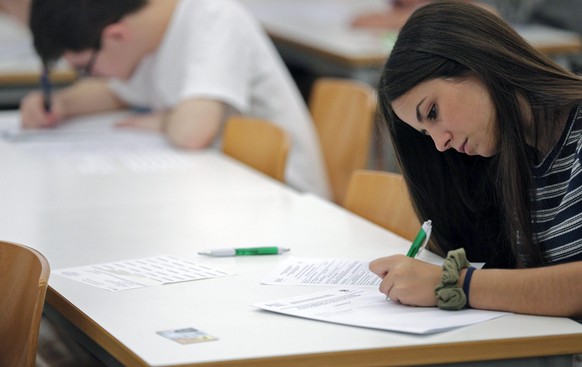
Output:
[164,98,231,149]
[351,4,420,29]
[469,262,582,318]
[0,0,29,23]
[352,0,498,29]
[20,78,127,128]
[57,78,127,118]
[116,98,233,150]
[369,255,582,318]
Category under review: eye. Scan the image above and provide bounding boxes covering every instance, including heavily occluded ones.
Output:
[428,104,437,120]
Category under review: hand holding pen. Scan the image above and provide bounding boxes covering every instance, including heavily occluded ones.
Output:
[20,66,64,129]
[369,220,442,306]
[20,91,63,129]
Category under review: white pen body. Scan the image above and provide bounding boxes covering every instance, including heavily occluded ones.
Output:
[417,220,433,256]
[198,248,236,257]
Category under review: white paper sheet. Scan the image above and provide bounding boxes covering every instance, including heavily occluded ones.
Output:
[54,255,234,291]
[262,256,485,288]
[254,288,510,334]
[261,257,381,287]
[0,111,196,174]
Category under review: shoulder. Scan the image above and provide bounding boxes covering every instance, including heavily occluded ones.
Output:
[176,0,253,22]
[164,0,260,50]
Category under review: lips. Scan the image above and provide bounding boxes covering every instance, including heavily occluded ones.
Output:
[458,139,468,154]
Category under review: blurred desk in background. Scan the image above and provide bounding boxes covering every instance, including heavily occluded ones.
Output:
[241,0,582,173]
[242,0,582,85]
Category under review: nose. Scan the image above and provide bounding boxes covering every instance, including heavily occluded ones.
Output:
[431,129,453,152]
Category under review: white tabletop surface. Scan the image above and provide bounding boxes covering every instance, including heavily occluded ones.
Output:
[1,111,581,366]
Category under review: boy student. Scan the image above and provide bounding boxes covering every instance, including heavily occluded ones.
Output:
[20,0,331,199]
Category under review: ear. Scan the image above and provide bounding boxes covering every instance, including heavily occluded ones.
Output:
[102,22,132,46]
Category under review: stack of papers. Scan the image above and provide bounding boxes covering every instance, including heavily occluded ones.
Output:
[255,257,510,334]
[254,288,509,334]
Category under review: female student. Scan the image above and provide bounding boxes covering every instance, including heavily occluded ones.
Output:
[370,1,582,317]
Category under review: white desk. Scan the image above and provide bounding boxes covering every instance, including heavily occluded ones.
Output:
[241,0,582,85]
[0,112,581,366]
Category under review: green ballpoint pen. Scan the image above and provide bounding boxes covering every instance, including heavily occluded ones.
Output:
[406,220,432,258]
[198,247,290,257]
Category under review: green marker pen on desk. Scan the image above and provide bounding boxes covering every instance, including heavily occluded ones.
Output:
[198,247,290,257]
[406,220,432,258]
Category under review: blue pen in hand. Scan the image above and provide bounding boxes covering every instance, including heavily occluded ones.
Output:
[406,220,432,258]
[41,64,52,113]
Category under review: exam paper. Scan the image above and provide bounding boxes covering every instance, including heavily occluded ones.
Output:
[254,288,510,334]
[54,255,234,291]
[261,257,381,287]
[261,257,484,288]
[0,112,194,175]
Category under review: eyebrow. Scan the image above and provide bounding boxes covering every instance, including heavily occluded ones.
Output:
[416,97,426,123]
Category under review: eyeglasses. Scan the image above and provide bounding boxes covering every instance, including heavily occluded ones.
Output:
[75,49,99,77]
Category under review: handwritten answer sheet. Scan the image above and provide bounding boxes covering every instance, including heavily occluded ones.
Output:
[254,288,510,334]
[261,257,381,287]
[54,255,234,291]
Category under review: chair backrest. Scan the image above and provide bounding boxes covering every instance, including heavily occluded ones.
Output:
[222,116,291,183]
[343,170,420,241]
[309,77,377,204]
[0,241,50,367]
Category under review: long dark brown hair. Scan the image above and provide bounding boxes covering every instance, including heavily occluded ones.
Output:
[377,1,582,268]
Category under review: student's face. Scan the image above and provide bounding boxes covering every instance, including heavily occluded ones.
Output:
[63,22,143,80]
[63,46,137,80]
[63,49,100,78]
[391,76,499,157]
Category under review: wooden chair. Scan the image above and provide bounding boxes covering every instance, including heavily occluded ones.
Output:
[343,170,421,240]
[0,241,50,367]
[309,77,377,204]
[222,116,291,183]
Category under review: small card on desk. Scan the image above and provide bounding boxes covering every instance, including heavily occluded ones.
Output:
[156,327,218,344]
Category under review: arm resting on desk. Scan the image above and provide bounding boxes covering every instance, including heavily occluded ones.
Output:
[469,261,582,318]
[58,79,127,118]
[116,98,234,150]
[20,78,127,129]
[370,256,582,318]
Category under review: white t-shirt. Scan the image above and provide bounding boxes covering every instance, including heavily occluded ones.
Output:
[109,0,330,199]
